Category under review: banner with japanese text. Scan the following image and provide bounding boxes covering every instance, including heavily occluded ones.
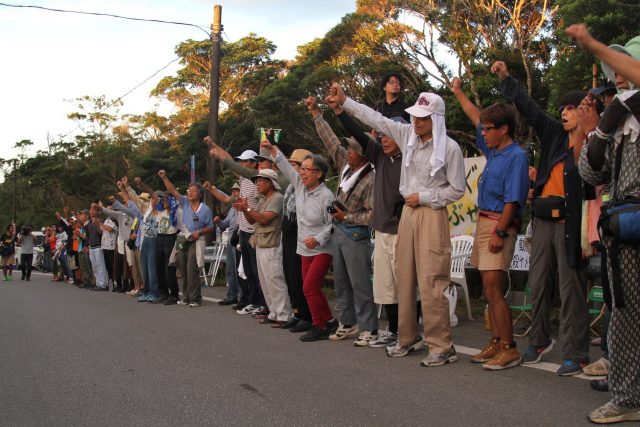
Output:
[448,156,486,236]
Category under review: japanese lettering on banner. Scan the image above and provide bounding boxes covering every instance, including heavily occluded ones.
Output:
[448,156,486,236]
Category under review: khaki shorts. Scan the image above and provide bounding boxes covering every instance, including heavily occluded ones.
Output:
[470,215,517,272]
[373,232,398,304]
[0,254,15,267]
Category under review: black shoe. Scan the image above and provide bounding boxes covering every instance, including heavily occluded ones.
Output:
[218,298,235,306]
[117,287,126,294]
[92,286,108,292]
[111,287,119,293]
[326,319,339,332]
[299,326,330,342]
[26,277,31,281]
[290,319,312,333]
[232,303,246,311]
[280,317,300,330]
[590,379,609,392]
[163,298,178,306]
[21,275,25,281]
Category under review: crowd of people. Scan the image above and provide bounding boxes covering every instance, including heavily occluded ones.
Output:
[0,23,638,424]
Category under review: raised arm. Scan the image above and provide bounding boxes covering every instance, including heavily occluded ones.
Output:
[566,24,640,89]
[491,61,563,147]
[263,139,302,190]
[327,83,411,150]
[203,181,232,204]
[450,77,481,126]
[135,177,158,207]
[306,96,347,171]
[157,170,181,200]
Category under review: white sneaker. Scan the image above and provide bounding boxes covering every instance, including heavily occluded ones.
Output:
[354,331,378,347]
[329,323,359,341]
[236,304,256,315]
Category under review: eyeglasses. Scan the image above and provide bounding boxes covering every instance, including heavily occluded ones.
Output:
[300,167,319,173]
[481,125,498,133]
[386,79,401,86]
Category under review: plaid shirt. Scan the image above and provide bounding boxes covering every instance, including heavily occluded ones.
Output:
[314,115,374,226]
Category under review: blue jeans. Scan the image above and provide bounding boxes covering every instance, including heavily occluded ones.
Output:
[140,237,159,297]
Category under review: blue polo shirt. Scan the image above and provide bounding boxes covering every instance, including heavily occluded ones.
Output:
[475,124,529,217]
[179,196,213,232]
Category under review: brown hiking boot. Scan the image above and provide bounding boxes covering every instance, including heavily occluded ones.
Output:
[482,343,521,371]
[470,338,501,363]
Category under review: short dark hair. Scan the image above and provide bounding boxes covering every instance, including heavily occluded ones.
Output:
[381,73,403,91]
[479,103,517,138]
[304,154,329,183]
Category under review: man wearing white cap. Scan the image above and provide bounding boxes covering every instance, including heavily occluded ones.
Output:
[327,83,465,367]
[206,137,265,315]
[233,169,292,326]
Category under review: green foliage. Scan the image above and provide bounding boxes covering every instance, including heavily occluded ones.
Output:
[547,0,640,110]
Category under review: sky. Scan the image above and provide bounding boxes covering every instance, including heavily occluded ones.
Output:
[0,0,356,161]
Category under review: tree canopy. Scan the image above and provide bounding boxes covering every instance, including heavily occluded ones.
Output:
[2,0,637,228]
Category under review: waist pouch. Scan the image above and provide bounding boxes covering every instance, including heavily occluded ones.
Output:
[335,223,370,241]
[599,199,640,243]
[533,196,566,220]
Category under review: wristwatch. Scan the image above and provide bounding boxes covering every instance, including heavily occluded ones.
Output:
[495,228,509,238]
[246,207,252,213]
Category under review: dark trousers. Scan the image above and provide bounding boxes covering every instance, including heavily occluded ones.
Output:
[103,249,115,284]
[238,230,263,306]
[157,234,179,300]
[177,241,201,304]
[20,254,33,279]
[282,217,311,322]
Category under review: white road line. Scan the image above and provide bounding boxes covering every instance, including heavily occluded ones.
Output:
[456,345,602,380]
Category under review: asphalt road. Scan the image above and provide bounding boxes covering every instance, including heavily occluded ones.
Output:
[0,273,607,426]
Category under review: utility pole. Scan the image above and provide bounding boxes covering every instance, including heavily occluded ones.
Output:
[206,4,223,242]
[12,159,17,223]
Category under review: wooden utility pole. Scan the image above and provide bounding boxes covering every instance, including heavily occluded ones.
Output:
[206,5,223,241]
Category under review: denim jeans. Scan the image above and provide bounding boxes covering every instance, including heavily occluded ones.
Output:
[225,241,239,301]
[140,237,159,297]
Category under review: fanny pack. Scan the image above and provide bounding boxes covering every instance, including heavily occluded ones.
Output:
[532,196,566,220]
[335,223,370,241]
[599,199,640,243]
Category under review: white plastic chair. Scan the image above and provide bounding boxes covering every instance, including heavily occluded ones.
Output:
[450,235,474,320]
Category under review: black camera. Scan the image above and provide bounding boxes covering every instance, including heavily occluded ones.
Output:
[326,200,346,214]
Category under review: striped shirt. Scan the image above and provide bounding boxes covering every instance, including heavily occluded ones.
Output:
[238,176,259,233]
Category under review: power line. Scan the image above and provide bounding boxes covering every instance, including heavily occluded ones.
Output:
[0,2,211,37]
[60,57,180,139]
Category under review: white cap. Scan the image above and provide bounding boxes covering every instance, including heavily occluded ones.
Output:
[405,92,445,118]
[234,150,259,161]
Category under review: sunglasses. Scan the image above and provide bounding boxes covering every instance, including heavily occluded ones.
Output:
[558,104,577,113]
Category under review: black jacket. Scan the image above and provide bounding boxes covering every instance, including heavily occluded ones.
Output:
[500,76,595,268]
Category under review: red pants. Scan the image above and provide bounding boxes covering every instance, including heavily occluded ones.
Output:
[301,253,333,328]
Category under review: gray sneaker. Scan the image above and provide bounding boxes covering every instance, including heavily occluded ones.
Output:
[588,401,640,424]
[421,346,458,367]
[369,331,398,348]
[385,336,425,357]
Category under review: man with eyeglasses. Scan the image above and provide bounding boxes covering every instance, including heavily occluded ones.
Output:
[492,61,595,376]
[377,73,410,122]
[158,170,213,308]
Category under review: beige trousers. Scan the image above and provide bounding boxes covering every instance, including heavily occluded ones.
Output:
[396,205,453,354]
[373,231,398,304]
[256,244,292,322]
